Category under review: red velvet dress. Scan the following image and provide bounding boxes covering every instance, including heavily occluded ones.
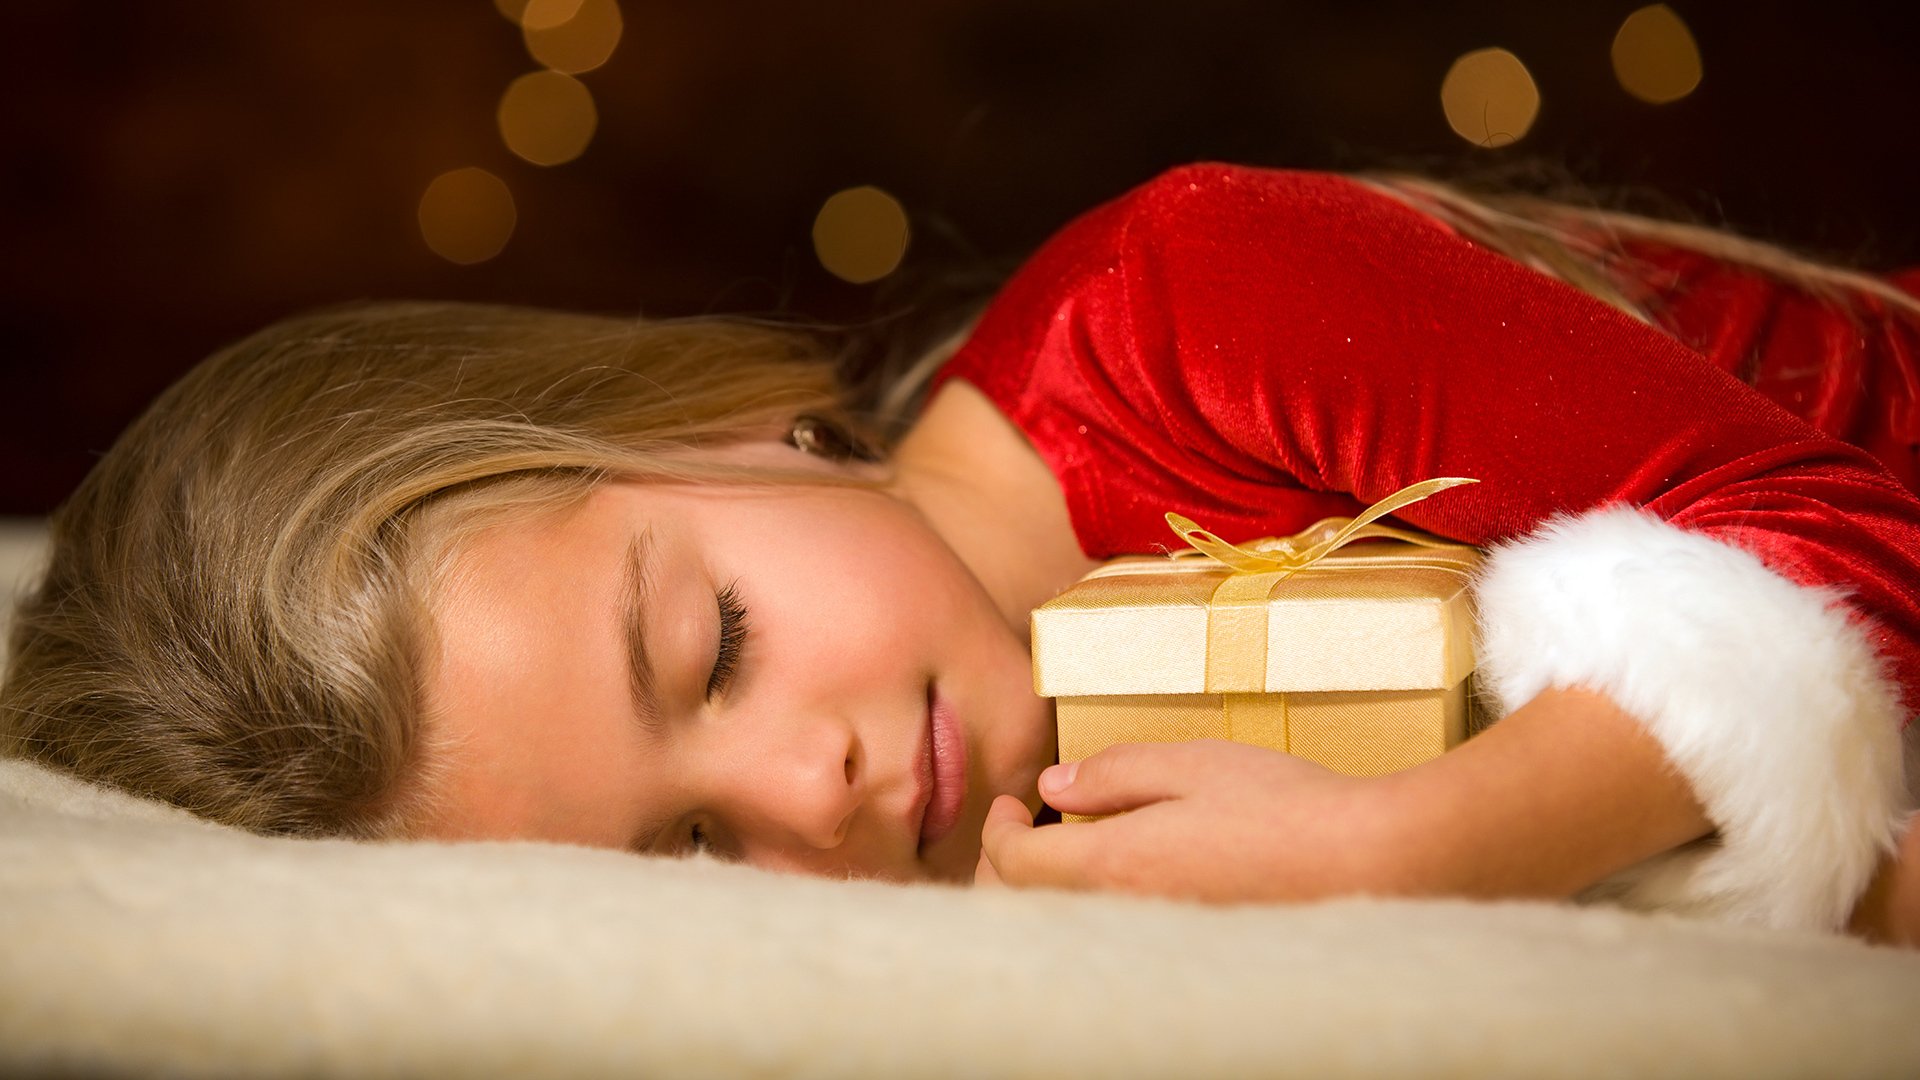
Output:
[934,164,1920,714]
[931,163,1920,931]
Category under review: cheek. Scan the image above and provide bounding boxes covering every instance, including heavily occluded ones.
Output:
[812,508,982,626]
[739,497,1000,673]
[825,548,968,653]
[747,546,939,669]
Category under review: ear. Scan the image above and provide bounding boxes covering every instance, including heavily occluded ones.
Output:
[696,435,893,482]
[786,414,885,465]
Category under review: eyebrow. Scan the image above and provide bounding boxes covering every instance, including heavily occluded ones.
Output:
[621,528,667,740]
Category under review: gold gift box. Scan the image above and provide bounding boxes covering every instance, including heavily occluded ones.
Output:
[1032,494,1485,808]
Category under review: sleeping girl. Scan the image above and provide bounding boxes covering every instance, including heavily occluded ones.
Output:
[5,164,1918,946]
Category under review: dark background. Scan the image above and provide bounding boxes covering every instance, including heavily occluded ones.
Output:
[3,1,1916,514]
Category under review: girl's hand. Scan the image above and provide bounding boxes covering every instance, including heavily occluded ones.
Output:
[973,740,1407,903]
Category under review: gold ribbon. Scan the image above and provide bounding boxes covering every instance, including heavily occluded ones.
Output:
[1165,476,1479,575]
[1162,477,1479,698]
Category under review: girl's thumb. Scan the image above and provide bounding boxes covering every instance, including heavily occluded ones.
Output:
[1038,743,1185,814]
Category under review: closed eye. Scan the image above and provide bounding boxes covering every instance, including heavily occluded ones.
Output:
[707,580,749,699]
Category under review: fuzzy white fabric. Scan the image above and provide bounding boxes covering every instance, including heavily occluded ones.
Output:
[5,758,1920,1079]
[1472,504,1915,933]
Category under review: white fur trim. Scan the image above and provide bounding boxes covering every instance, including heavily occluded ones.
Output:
[1471,504,1913,932]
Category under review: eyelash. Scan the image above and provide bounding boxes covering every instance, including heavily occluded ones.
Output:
[706,581,749,699]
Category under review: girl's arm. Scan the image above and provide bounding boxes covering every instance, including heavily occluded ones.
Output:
[984,504,1912,927]
[978,686,1717,904]
[1373,686,1715,899]
[986,686,1920,950]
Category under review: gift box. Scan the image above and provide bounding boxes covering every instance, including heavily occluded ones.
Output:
[1031,480,1486,816]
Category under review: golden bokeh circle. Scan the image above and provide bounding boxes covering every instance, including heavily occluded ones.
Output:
[523,0,622,74]
[419,168,517,265]
[1439,47,1540,148]
[1612,4,1703,105]
[520,0,586,31]
[493,0,529,24]
[812,186,911,285]
[498,70,598,166]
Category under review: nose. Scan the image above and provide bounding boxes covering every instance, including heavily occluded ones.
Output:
[718,711,862,856]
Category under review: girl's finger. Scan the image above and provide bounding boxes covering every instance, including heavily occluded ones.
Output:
[973,797,1027,888]
[978,793,1032,838]
[972,844,1004,887]
[1037,741,1211,816]
[979,794,1124,891]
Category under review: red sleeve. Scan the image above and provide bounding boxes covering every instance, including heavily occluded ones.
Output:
[936,163,1920,718]
[1613,241,1920,493]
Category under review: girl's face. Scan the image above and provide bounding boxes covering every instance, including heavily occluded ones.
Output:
[415,444,1055,882]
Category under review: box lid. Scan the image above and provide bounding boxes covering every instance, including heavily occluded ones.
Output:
[1031,532,1478,696]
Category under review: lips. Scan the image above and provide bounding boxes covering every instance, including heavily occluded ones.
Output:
[917,682,968,850]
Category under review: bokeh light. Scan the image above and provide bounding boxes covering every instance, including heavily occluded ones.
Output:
[1612,5,1703,105]
[523,0,622,74]
[419,168,517,265]
[494,0,530,23]
[812,186,910,284]
[520,0,587,31]
[498,70,598,166]
[1439,47,1540,148]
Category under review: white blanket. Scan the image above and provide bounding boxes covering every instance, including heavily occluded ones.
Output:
[5,521,1920,1078]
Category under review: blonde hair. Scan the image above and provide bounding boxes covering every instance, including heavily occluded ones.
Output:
[4,175,1912,841]
[0,301,866,837]
[1363,174,1920,324]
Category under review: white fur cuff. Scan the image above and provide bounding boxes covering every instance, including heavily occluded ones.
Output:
[1470,504,1912,932]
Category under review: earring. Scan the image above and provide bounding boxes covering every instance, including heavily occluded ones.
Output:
[785,414,881,463]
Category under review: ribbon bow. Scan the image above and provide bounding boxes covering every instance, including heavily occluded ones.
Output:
[1165,477,1479,579]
